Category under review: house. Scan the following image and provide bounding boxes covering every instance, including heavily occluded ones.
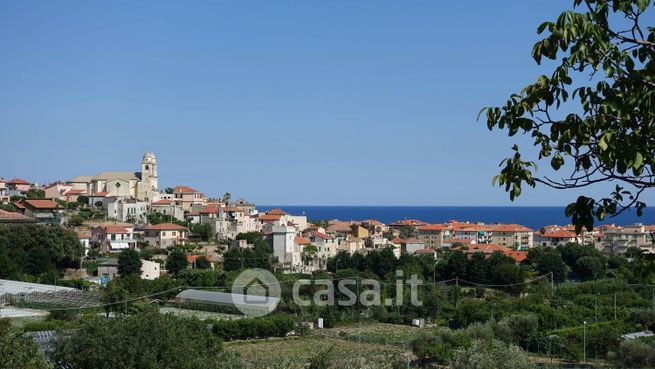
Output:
[0,209,36,224]
[326,221,353,237]
[361,220,387,237]
[143,223,188,248]
[92,225,138,253]
[417,224,450,250]
[0,179,9,203]
[306,231,339,269]
[490,224,534,250]
[400,238,425,254]
[76,229,92,255]
[149,199,185,221]
[6,178,31,194]
[173,185,206,211]
[338,236,366,254]
[449,221,493,244]
[19,199,62,225]
[185,210,201,224]
[602,223,655,254]
[44,183,74,201]
[231,198,256,214]
[534,229,580,248]
[97,258,161,281]
[212,206,261,239]
[87,192,109,207]
[68,152,159,202]
[104,197,147,223]
[272,225,301,270]
[351,224,369,239]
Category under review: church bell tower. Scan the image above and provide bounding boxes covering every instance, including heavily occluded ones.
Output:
[141,151,158,200]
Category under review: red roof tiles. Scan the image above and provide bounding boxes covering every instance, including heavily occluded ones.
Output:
[174,185,199,193]
[294,236,311,245]
[144,223,188,231]
[267,208,287,215]
[8,178,30,185]
[151,199,173,205]
[23,199,59,209]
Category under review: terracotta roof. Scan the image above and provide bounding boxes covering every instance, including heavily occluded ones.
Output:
[391,237,404,244]
[76,230,92,238]
[267,208,287,215]
[186,211,201,216]
[187,255,212,264]
[13,202,26,210]
[144,223,188,231]
[259,214,282,221]
[23,199,59,209]
[200,205,219,214]
[414,248,436,254]
[491,224,533,232]
[295,236,311,245]
[313,231,332,240]
[93,192,109,197]
[418,224,448,231]
[327,222,352,233]
[174,185,199,193]
[0,209,30,220]
[64,189,85,195]
[99,225,130,234]
[8,178,30,185]
[506,251,528,263]
[151,199,173,205]
[401,237,421,244]
[540,230,578,238]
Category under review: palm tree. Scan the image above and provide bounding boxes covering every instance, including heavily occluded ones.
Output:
[302,244,318,269]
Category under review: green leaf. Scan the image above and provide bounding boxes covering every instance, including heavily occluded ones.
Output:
[634,152,644,169]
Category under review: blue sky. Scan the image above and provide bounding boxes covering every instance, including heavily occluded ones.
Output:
[2,1,653,206]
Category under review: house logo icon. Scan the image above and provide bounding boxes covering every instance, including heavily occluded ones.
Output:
[232,268,281,317]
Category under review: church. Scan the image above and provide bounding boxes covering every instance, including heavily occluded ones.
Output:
[68,152,159,202]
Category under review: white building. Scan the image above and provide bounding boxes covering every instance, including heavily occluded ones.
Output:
[212,206,261,239]
[273,225,301,270]
[105,197,148,223]
[149,199,185,221]
[97,258,161,281]
[307,231,339,269]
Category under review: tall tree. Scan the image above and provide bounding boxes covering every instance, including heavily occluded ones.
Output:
[117,249,142,277]
[166,248,188,275]
[480,0,655,231]
[52,313,230,369]
[0,325,48,369]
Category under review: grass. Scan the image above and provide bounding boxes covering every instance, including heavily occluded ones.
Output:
[225,334,409,368]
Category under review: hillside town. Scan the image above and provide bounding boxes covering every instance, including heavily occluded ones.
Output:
[1,152,654,283]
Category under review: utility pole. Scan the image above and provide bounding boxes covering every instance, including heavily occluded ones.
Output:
[583,321,587,364]
[455,276,459,308]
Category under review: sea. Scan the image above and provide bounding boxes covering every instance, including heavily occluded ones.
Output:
[257,206,655,230]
